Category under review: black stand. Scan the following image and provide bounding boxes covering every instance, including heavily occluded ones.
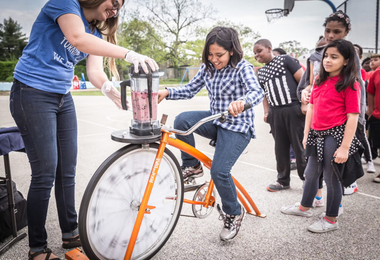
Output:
[0,154,27,255]
[0,127,27,255]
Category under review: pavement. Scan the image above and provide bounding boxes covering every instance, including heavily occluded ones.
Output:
[0,95,379,260]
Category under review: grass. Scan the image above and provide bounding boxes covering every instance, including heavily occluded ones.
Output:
[160,78,189,85]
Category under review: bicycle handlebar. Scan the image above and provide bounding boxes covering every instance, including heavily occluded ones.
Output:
[163,102,252,136]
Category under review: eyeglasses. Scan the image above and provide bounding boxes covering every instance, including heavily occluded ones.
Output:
[208,50,228,60]
[112,0,120,18]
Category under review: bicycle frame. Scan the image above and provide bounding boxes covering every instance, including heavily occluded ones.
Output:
[124,128,266,259]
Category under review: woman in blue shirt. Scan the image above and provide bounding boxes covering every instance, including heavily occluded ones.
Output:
[158,27,264,242]
[10,0,158,259]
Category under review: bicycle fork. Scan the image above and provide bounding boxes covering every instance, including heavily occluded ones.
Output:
[124,133,170,260]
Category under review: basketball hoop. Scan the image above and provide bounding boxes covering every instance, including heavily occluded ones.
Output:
[265,8,286,23]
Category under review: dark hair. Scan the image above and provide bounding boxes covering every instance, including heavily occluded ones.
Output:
[78,0,124,78]
[316,39,358,92]
[323,10,351,32]
[353,44,363,56]
[362,57,370,66]
[254,39,272,48]
[202,27,243,78]
[272,48,287,55]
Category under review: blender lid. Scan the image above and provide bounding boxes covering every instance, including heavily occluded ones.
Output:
[130,64,160,78]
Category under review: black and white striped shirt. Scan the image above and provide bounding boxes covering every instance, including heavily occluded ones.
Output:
[257,55,301,107]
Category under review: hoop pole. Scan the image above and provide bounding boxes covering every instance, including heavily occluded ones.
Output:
[321,0,336,12]
[124,132,170,260]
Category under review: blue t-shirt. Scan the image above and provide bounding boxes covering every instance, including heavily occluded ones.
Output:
[14,0,102,94]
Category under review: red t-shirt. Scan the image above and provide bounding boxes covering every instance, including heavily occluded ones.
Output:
[367,66,380,119]
[310,76,361,130]
[366,71,375,81]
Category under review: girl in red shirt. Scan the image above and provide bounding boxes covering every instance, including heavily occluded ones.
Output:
[281,39,363,233]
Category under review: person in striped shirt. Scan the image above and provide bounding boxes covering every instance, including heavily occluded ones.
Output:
[158,26,264,241]
[254,39,306,192]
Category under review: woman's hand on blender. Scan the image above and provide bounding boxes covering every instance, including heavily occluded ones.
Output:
[101,81,125,109]
[228,100,245,117]
[158,89,169,104]
[125,51,159,74]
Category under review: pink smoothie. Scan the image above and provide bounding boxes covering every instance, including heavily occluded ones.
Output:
[131,91,158,121]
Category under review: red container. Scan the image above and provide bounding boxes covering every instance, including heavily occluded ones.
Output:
[72,75,80,90]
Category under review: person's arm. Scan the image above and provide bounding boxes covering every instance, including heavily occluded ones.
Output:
[293,68,304,84]
[232,63,264,117]
[86,54,123,109]
[57,14,158,72]
[302,104,313,148]
[333,113,359,164]
[367,93,374,118]
[263,96,269,123]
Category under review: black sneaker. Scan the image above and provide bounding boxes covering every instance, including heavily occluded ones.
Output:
[182,162,204,181]
[267,181,290,192]
[290,160,297,171]
[219,205,245,241]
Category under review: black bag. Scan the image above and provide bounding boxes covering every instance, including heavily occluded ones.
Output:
[331,151,365,190]
[0,180,28,241]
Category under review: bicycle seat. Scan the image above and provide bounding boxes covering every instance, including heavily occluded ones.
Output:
[209,139,216,147]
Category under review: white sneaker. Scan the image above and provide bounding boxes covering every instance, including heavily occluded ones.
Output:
[308,217,339,233]
[344,181,358,195]
[281,203,313,217]
[367,161,376,173]
[374,174,380,183]
[313,196,324,207]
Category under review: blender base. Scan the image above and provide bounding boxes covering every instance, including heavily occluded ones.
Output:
[111,129,161,144]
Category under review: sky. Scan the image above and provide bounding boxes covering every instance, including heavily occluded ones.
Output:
[0,0,376,52]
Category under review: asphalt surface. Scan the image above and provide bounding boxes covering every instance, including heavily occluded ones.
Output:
[0,95,379,260]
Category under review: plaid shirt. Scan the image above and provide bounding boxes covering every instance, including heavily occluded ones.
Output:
[166,60,264,138]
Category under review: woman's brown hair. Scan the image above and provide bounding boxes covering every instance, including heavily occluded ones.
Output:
[78,0,122,79]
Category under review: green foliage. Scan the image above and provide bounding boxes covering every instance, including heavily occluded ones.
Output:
[136,0,215,68]
[117,18,167,79]
[0,17,28,61]
[0,60,17,81]
[278,40,309,58]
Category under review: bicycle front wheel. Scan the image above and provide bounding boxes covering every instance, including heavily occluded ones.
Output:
[79,143,184,260]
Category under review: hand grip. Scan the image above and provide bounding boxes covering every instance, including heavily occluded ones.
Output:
[219,102,253,123]
[120,80,131,111]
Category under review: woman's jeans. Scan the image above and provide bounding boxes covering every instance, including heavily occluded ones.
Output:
[10,81,79,251]
[174,111,252,216]
[301,135,342,217]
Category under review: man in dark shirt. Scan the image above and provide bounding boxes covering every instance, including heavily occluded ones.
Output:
[254,39,306,191]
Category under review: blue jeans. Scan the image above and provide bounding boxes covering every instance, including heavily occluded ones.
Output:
[10,81,79,251]
[301,136,342,217]
[174,111,252,216]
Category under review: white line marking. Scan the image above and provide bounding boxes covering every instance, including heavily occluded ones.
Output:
[79,133,110,138]
[78,119,118,130]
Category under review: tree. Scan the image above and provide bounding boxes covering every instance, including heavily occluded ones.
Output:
[278,40,309,58]
[116,18,168,79]
[0,17,28,61]
[136,0,216,69]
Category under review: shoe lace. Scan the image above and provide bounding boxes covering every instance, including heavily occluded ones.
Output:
[219,214,235,229]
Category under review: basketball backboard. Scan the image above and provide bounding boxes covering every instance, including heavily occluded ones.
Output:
[284,0,295,16]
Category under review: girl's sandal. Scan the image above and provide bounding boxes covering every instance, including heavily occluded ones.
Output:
[62,235,81,249]
[28,248,60,260]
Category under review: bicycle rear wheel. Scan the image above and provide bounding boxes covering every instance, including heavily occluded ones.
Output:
[79,143,184,260]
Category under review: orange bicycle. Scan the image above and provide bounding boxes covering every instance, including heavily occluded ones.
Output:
[77,106,266,260]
